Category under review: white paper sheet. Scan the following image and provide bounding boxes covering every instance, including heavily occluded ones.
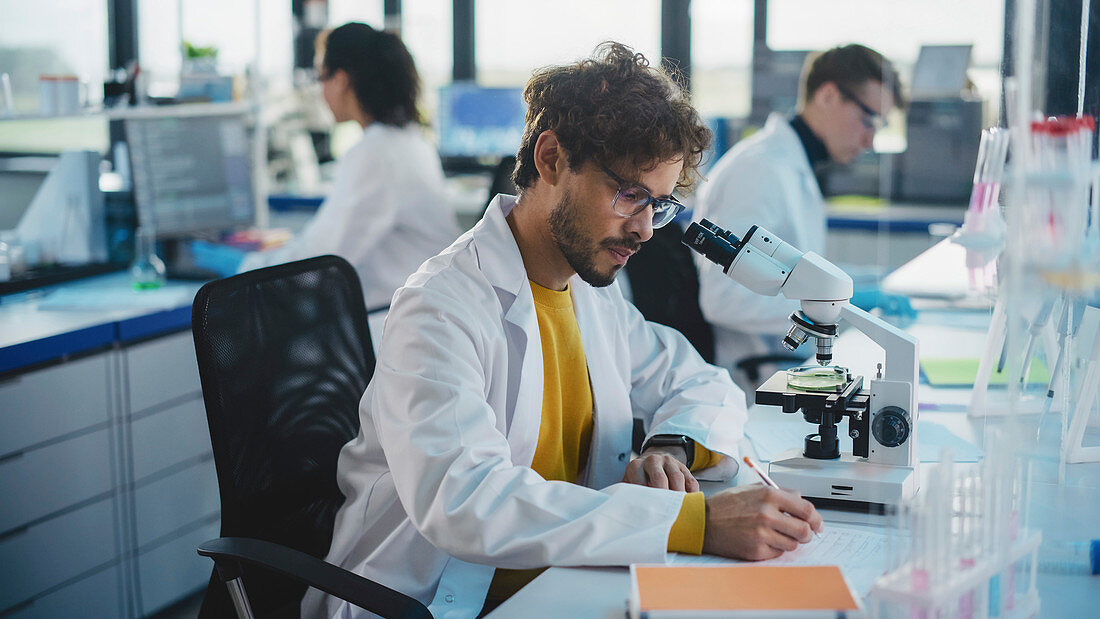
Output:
[668,522,898,596]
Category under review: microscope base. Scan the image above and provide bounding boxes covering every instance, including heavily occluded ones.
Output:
[767,448,918,507]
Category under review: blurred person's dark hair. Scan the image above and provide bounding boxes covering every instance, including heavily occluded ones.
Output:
[317,22,422,126]
[799,44,906,110]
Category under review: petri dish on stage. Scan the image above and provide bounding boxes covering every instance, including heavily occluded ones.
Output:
[786,365,849,392]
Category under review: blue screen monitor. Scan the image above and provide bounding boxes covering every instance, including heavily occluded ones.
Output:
[126,112,255,237]
[437,84,527,158]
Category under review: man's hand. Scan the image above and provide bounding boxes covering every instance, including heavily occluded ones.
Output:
[701,485,824,561]
[622,447,700,492]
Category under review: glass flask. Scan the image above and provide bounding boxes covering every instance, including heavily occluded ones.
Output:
[130,226,165,290]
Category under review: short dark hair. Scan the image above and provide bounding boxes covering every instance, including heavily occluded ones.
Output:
[318,22,422,126]
[512,42,711,194]
[800,44,906,110]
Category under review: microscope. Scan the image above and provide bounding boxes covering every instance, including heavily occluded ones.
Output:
[683,219,919,509]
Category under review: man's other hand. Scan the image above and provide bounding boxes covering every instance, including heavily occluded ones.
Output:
[622,447,700,492]
[701,485,824,560]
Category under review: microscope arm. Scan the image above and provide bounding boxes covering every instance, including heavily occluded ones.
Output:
[838,304,919,389]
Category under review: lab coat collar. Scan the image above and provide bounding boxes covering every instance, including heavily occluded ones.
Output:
[471,194,528,305]
[470,194,543,453]
[764,112,824,203]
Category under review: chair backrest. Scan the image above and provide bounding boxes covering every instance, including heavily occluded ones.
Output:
[624,222,716,364]
[484,155,519,212]
[191,255,373,617]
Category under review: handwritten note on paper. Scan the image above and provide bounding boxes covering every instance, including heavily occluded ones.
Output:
[669,523,899,596]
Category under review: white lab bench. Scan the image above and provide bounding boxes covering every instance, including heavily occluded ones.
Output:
[0,274,217,617]
[486,306,1100,619]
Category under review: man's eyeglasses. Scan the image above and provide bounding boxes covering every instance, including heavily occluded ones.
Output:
[835,84,886,132]
[600,166,685,229]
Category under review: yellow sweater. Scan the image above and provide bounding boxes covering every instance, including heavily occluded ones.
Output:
[486,282,710,603]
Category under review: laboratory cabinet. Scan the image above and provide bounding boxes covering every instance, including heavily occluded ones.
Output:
[0,322,219,617]
[121,331,218,617]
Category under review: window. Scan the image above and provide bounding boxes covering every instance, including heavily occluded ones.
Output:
[402,0,452,121]
[139,0,294,98]
[0,0,109,152]
[766,0,1005,129]
[691,0,755,118]
[474,0,661,87]
[0,0,109,111]
[328,0,384,29]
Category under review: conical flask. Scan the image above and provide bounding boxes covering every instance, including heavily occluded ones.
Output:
[130,226,165,290]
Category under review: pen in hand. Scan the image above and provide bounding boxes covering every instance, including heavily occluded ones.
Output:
[742,455,822,540]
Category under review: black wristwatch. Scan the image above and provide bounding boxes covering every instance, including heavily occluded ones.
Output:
[642,434,695,468]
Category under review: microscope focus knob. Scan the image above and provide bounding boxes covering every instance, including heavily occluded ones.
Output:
[871,406,911,448]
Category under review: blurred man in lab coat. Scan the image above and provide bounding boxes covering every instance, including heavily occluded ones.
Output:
[193,22,459,310]
[694,44,905,395]
[304,42,823,619]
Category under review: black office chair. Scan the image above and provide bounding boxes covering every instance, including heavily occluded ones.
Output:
[483,155,519,213]
[624,221,715,364]
[190,255,431,619]
[625,222,716,453]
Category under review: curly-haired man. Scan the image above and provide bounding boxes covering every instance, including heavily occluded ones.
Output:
[305,42,822,619]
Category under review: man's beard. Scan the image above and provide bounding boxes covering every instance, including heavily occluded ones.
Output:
[548,189,640,288]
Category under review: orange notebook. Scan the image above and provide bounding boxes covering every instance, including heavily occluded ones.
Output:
[629,564,860,618]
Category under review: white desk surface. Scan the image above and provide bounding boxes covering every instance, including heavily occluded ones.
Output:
[0,273,202,348]
[489,308,1100,618]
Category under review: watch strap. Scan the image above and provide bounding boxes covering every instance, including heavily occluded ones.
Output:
[642,434,695,468]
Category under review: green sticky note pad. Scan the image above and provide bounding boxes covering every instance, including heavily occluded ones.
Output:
[921,357,1050,388]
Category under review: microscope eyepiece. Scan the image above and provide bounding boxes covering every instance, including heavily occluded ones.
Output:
[682,220,741,270]
[697,218,741,245]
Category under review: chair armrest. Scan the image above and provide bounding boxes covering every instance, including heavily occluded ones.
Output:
[197,537,432,619]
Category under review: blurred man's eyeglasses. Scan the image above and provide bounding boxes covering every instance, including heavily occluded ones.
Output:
[835,83,886,132]
[600,166,685,229]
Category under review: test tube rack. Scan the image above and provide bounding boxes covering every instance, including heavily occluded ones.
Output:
[867,444,1041,619]
[868,532,1040,619]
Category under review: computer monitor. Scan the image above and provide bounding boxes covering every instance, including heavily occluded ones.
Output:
[436,84,527,159]
[125,112,256,238]
[910,45,972,99]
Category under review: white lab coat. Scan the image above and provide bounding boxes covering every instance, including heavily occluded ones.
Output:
[694,113,827,392]
[303,195,746,619]
[239,123,459,310]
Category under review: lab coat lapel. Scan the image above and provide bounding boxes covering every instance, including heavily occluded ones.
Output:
[472,195,543,466]
[571,278,632,489]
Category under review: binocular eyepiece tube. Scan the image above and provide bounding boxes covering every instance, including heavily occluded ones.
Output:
[681,219,742,271]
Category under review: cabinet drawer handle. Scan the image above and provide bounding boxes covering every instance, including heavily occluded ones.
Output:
[0,523,30,543]
[0,449,25,465]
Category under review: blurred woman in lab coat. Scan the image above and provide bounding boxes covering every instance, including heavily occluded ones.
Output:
[198,22,459,310]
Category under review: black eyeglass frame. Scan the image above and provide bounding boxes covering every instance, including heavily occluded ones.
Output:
[834,83,886,132]
[599,165,686,229]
